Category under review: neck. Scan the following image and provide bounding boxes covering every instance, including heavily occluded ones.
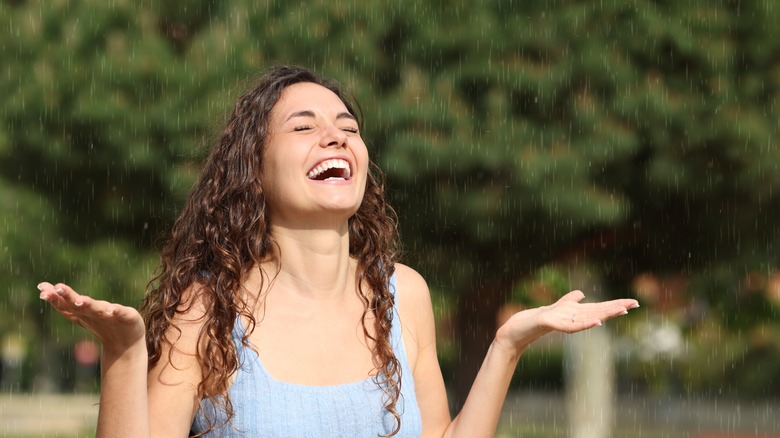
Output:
[260,224,354,301]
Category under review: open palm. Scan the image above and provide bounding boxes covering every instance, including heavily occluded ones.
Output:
[495,290,639,352]
[38,282,145,356]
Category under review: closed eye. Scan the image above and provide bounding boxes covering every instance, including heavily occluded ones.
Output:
[341,127,359,134]
[293,125,313,132]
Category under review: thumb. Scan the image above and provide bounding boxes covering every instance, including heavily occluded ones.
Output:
[557,290,586,303]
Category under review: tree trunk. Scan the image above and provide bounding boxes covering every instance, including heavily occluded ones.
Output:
[565,261,615,438]
[452,276,513,413]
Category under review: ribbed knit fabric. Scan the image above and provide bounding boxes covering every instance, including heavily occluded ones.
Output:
[191,273,423,437]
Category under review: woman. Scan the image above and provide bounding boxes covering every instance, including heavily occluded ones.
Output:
[38,65,639,437]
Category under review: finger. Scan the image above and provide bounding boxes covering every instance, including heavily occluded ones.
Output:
[598,298,639,310]
[52,283,84,304]
[557,290,585,303]
[43,292,90,320]
[40,294,90,330]
[42,287,113,321]
[38,282,81,306]
[53,284,113,316]
[37,281,59,301]
[600,298,640,315]
[621,298,640,309]
[44,289,87,313]
[70,296,121,318]
[37,281,55,292]
[580,300,640,323]
[55,299,123,338]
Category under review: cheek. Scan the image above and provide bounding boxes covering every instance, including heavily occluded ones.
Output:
[355,142,370,169]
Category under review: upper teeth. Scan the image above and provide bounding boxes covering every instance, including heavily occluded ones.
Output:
[307,159,351,179]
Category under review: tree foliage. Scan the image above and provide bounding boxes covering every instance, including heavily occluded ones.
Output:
[1,0,778,393]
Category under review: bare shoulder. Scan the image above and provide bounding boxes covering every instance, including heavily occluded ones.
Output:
[393,263,432,308]
[393,263,436,350]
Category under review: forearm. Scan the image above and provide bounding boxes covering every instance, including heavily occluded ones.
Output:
[443,340,524,438]
[96,343,150,438]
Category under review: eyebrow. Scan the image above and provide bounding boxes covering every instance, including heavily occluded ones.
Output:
[285,110,357,122]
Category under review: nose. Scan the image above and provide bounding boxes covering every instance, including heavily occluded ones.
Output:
[319,125,347,148]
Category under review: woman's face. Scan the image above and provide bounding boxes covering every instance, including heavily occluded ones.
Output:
[262,82,369,227]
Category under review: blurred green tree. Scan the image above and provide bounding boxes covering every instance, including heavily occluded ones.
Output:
[367,0,780,406]
[0,0,207,388]
[1,0,778,410]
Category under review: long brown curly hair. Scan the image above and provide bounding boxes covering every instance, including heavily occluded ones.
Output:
[140,65,402,436]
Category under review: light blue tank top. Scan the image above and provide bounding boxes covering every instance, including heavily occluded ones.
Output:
[191,273,423,437]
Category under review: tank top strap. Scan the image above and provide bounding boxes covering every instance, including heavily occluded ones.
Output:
[387,271,408,363]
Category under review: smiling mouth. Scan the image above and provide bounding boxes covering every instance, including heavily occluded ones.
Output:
[307,159,352,181]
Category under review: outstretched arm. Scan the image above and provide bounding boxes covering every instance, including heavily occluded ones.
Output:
[399,267,639,438]
[446,290,638,438]
[38,282,150,437]
[38,282,202,438]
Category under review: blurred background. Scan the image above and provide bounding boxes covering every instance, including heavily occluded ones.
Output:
[1,0,779,437]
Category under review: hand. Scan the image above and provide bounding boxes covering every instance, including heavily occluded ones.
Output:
[494,290,639,355]
[38,282,146,357]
